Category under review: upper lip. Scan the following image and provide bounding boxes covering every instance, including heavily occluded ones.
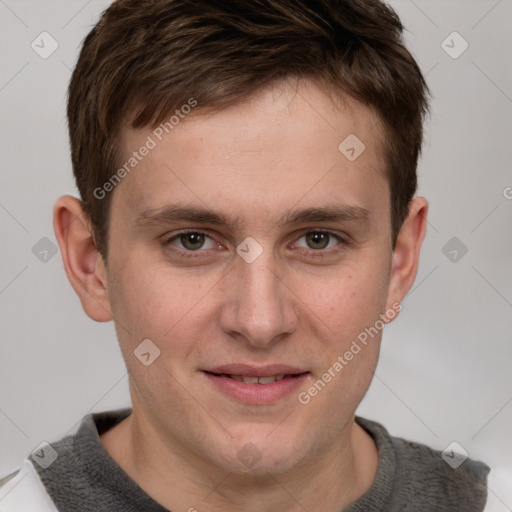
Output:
[204,364,309,377]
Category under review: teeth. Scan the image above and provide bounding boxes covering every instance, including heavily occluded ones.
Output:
[242,376,259,384]
[258,375,283,384]
[229,374,287,384]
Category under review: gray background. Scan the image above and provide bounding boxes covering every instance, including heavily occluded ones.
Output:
[1,0,511,500]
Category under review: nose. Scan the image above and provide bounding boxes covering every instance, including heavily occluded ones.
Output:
[219,246,299,349]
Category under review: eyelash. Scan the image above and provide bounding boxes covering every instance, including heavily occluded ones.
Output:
[162,229,348,259]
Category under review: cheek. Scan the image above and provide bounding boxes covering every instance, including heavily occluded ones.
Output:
[307,259,390,405]
[107,253,223,358]
[292,260,390,342]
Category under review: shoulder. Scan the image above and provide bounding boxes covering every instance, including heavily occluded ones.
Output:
[0,408,132,512]
[0,459,58,512]
[391,434,489,506]
[356,416,492,510]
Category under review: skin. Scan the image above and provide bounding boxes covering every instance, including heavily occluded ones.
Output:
[54,78,428,511]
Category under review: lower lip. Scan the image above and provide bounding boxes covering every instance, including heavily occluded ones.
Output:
[203,372,310,404]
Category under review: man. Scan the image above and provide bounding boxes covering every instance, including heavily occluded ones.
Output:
[0,0,495,510]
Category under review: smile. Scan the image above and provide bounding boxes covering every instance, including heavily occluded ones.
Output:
[203,371,310,404]
[207,373,306,384]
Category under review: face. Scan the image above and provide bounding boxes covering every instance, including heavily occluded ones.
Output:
[102,79,399,476]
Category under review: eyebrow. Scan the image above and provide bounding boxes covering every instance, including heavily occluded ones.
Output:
[134,203,370,231]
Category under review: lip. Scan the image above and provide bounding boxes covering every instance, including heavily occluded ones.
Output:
[202,364,310,405]
[204,363,308,377]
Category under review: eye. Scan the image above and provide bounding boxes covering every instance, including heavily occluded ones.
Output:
[163,229,346,260]
[293,230,344,251]
[166,231,218,252]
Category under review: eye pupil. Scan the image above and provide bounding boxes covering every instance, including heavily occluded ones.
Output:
[173,231,337,254]
[181,233,204,250]
[306,232,329,250]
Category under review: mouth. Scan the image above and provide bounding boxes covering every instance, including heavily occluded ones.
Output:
[204,371,308,384]
[202,366,311,404]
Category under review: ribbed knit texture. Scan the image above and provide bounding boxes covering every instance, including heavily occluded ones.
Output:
[30,409,489,512]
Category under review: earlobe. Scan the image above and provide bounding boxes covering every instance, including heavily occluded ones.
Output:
[384,196,428,320]
[53,195,113,322]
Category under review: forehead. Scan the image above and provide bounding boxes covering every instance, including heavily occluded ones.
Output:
[113,79,389,228]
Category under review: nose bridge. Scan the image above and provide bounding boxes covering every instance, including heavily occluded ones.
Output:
[241,251,279,306]
[223,241,297,345]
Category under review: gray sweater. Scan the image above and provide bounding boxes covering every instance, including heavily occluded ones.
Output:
[1,408,490,511]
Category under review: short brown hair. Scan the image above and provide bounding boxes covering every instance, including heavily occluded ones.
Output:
[67,0,429,258]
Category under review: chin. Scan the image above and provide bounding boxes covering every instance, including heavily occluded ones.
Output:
[227,453,300,478]
[215,435,306,477]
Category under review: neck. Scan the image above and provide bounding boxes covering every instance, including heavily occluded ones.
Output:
[100,411,378,512]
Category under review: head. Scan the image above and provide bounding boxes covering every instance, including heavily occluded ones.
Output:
[55,0,429,478]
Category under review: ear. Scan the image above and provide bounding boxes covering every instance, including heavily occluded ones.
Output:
[53,195,113,322]
[384,196,428,322]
